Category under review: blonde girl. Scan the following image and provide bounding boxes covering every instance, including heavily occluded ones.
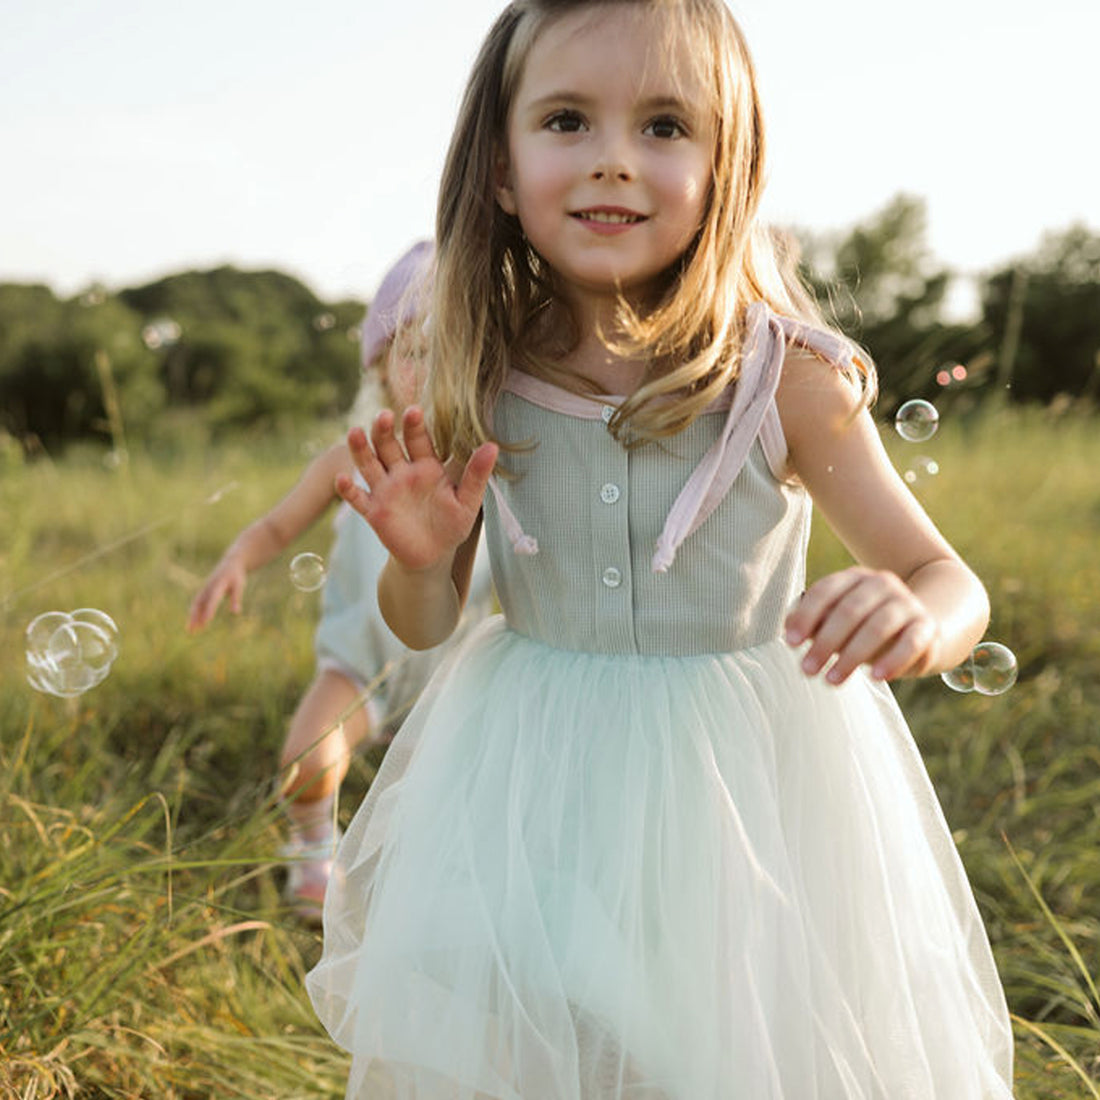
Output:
[307,2,1013,1096]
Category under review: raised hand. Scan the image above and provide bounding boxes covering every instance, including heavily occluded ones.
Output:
[337,406,498,573]
[187,554,248,633]
[784,566,941,686]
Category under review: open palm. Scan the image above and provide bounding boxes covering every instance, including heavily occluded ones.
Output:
[337,407,497,573]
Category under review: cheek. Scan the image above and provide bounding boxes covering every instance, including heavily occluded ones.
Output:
[387,358,424,407]
[512,145,571,216]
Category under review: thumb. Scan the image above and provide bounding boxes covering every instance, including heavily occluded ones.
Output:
[455,442,499,513]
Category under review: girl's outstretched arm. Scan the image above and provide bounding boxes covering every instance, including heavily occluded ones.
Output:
[778,350,990,686]
[187,442,352,632]
[336,406,497,650]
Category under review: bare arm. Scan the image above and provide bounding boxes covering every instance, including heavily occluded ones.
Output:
[778,350,990,685]
[187,441,353,632]
[336,406,497,650]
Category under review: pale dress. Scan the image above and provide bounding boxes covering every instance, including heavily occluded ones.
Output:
[306,305,1014,1099]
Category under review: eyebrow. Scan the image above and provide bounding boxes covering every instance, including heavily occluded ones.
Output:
[525,92,693,114]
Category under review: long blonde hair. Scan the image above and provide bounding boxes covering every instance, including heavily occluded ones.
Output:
[428,0,872,463]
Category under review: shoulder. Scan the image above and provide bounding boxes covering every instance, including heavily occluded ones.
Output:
[775,345,867,454]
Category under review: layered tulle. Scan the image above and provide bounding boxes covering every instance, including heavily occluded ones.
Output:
[306,619,1012,1099]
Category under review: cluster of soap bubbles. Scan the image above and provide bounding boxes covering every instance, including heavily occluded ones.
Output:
[941,642,1018,696]
[26,609,120,698]
[290,552,327,592]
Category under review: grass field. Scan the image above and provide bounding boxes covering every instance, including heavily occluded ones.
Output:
[2,405,1099,1098]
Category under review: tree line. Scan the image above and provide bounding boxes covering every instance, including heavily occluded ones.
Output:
[1,195,1097,456]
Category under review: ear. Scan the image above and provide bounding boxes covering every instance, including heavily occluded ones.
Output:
[494,148,517,215]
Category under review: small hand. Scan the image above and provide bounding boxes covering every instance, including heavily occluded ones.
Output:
[784,566,940,685]
[336,406,498,572]
[187,556,247,633]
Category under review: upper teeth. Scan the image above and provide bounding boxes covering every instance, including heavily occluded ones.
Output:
[580,211,641,224]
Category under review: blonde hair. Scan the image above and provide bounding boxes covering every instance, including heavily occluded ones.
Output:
[429,0,873,463]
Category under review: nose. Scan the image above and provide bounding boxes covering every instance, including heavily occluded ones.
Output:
[590,130,634,182]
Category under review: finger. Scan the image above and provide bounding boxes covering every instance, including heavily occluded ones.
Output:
[824,599,930,685]
[370,409,408,469]
[335,472,375,520]
[868,617,939,682]
[784,568,865,647]
[454,442,499,514]
[186,600,206,633]
[187,584,218,632]
[347,426,386,488]
[401,406,437,463]
[799,582,893,677]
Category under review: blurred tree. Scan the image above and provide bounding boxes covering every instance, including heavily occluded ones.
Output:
[119,266,364,425]
[795,194,992,413]
[0,285,161,449]
[0,268,365,451]
[980,224,1100,405]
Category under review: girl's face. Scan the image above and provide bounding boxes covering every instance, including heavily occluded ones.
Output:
[385,325,429,413]
[497,4,714,308]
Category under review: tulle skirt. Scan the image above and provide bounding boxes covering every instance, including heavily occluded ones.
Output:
[306,619,1013,1099]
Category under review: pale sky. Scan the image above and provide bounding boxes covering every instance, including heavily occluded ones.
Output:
[1,0,1095,304]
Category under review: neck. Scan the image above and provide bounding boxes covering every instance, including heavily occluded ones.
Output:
[553,291,650,396]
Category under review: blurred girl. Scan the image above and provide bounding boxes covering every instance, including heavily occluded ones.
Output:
[189,241,488,920]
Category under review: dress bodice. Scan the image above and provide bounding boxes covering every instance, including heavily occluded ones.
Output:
[484,377,811,657]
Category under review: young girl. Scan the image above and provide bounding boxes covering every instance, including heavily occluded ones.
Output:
[307,2,1014,1095]
[188,241,489,920]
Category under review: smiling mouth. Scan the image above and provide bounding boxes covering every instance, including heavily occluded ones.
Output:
[571,209,647,225]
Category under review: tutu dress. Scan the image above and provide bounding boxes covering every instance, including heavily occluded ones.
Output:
[306,305,1014,1099]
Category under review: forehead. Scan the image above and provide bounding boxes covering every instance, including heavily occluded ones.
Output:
[516,4,708,106]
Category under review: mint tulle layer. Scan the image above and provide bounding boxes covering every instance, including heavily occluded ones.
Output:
[306,619,1012,1100]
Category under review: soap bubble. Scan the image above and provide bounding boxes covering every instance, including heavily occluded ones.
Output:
[903,456,940,485]
[895,400,939,442]
[290,552,327,592]
[971,642,1018,696]
[142,317,182,350]
[25,608,120,698]
[26,611,74,655]
[940,653,975,693]
[941,641,1018,696]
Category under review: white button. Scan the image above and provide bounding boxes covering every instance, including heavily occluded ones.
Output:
[600,483,621,504]
[601,567,622,588]
[600,404,615,424]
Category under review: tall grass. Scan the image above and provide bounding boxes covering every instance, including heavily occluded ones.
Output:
[2,406,1098,1096]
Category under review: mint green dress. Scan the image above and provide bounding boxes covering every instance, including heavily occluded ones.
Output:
[306,306,1013,1099]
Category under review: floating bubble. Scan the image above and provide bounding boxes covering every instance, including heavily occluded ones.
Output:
[903,456,940,485]
[25,608,120,698]
[312,312,336,332]
[940,655,975,693]
[971,642,1018,696]
[936,370,952,387]
[952,364,968,382]
[941,641,1018,696]
[26,611,74,656]
[895,400,939,442]
[142,317,182,350]
[290,552,326,592]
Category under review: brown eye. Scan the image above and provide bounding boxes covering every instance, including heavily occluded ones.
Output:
[546,110,585,133]
[644,115,687,140]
